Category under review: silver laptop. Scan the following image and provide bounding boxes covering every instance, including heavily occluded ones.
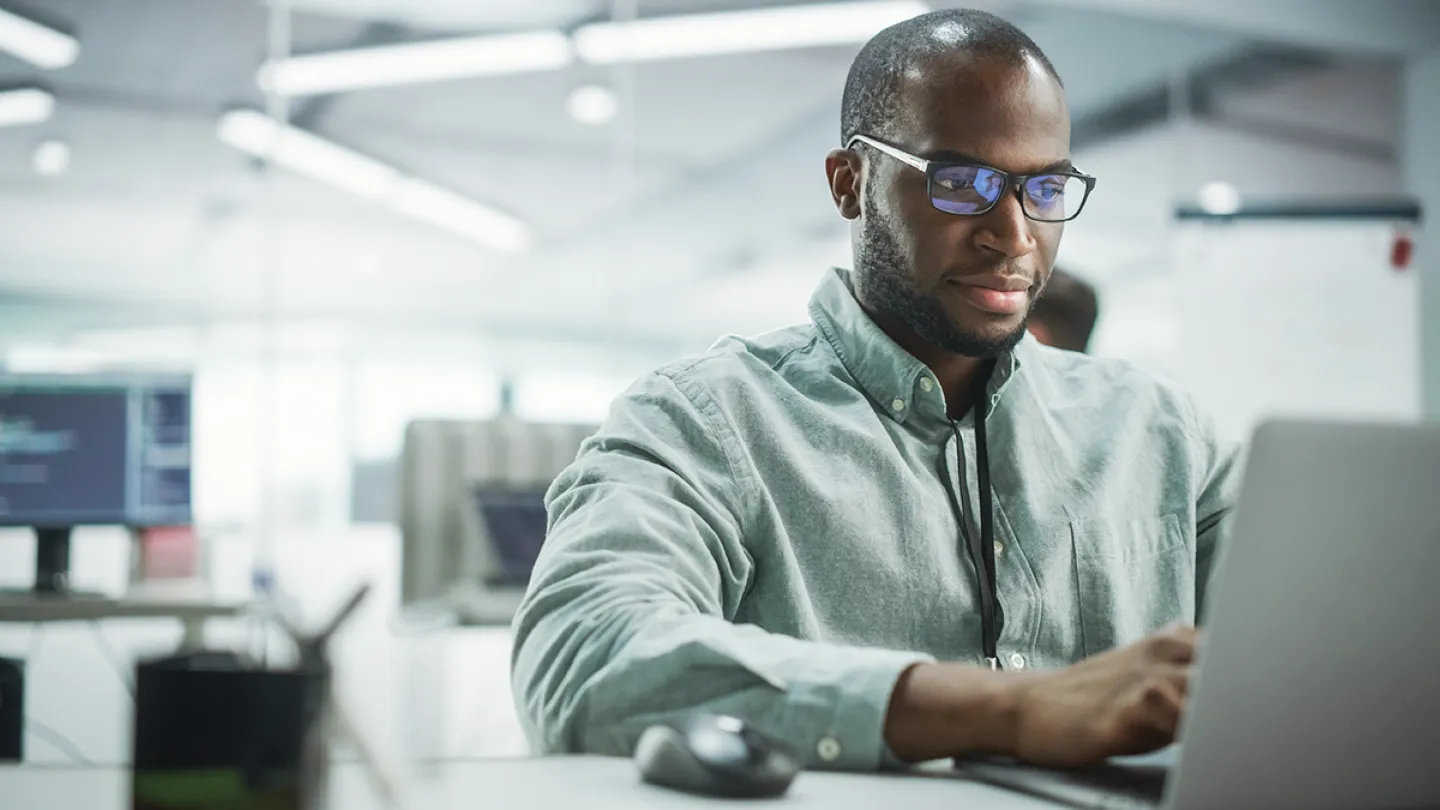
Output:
[961,419,1440,810]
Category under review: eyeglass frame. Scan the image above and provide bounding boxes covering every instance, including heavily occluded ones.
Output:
[846,134,1098,223]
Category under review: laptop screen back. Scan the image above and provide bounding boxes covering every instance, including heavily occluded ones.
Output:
[472,487,548,587]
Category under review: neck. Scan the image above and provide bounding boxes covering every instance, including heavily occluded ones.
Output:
[864,306,992,421]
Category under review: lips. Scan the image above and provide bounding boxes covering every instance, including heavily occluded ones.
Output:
[948,274,1033,315]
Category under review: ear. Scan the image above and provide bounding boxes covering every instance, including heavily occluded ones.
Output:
[824,148,862,220]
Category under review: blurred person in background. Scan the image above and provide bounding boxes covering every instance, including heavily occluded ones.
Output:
[1028,266,1099,353]
[513,8,1237,772]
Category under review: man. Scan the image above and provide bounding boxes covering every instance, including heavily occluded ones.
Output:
[512,9,1238,771]
[1028,266,1099,352]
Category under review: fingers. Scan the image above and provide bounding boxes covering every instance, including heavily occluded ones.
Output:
[1146,625,1198,665]
[1131,663,1188,737]
[1092,663,1188,759]
[1150,664,1188,711]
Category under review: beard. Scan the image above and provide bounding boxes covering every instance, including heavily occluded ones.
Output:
[853,187,1032,359]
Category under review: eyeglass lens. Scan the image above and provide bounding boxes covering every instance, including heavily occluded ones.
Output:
[931,165,1087,221]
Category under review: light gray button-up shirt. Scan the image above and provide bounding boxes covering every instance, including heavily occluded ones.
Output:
[511,267,1240,771]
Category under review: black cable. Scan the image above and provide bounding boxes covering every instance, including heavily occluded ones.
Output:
[87,620,136,700]
[25,718,96,767]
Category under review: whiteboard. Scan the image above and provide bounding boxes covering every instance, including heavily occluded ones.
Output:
[1172,219,1420,441]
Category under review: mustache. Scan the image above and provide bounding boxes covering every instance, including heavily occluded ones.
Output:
[943,264,1038,286]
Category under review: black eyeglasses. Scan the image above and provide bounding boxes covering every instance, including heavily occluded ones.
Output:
[847,134,1097,223]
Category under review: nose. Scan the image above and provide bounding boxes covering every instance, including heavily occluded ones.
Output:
[972,186,1039,259]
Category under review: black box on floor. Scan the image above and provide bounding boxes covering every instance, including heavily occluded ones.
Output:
[131,651,330,810]
[0,656,21,761]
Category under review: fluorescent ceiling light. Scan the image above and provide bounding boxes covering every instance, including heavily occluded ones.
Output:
[574,0,929,64]
[33,138,70,175]
[0,87,54,128]
[4,345,113,374]
[566,85,619,126]
[393,178,531,253]
[0,6,79,69]
[1198,181,1242,216]
[216,109,530,251]
[257,29,572,96]
[218,109,400,200]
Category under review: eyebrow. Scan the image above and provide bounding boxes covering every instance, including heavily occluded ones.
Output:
[924,149,1076,174]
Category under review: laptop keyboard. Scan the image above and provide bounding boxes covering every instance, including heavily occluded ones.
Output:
[1066,762,1168,800]
[961,758,1168,809]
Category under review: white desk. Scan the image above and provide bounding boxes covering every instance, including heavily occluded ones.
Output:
[0,590,252,649]
[0,755,1064,810]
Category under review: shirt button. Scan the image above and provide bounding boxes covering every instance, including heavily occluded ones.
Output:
[993,541,1005,557]
[1009,652,1027,670]
[816,737,843,762]
[891,398,906,412]
[919,377,934,392]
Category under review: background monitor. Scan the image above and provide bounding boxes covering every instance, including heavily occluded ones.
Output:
[399,418,593,624]
[471,487,548,588]
[0,373,193,594]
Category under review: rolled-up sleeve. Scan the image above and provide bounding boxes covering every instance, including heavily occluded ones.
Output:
[510,370,928,771]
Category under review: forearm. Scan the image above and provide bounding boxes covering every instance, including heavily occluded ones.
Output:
[512,600,928,771]
[883,662,1024,763]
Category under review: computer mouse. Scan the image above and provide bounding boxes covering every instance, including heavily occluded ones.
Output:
[634,713,802,799]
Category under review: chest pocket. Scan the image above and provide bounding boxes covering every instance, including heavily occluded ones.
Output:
[1072,513,1194,656]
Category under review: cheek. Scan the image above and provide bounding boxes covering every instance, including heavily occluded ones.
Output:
[1034,222,1064,261]
[874,185,931,253]
[908,218,976,283]
[883,184,965,250]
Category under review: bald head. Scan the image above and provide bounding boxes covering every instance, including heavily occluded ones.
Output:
[841,8,1062,146]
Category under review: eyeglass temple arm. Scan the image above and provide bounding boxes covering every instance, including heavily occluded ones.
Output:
[847,135,929,172]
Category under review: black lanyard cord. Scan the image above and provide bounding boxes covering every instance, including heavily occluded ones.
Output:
[945,362,1002,669]
[974,376,1000,668]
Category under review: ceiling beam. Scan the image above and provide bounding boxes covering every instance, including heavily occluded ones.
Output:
[1018,0,1440,57]
[1071,44,1332,149]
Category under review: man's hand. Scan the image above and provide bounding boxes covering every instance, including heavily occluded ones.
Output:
[1007,625,1197,767]
[884,625,1197,767]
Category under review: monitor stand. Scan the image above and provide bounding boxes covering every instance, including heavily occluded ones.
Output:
[0,527,105,600]
[0,528,243,635]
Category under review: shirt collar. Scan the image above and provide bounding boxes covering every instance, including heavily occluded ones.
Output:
[808,267,1023,426]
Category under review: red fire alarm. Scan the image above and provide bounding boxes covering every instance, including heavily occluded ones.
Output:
[1391,229,1414,271]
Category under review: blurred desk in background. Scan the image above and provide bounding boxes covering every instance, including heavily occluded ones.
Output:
[0,590,252,650]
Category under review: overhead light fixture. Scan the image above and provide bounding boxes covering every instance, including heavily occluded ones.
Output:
[216,109,531,252]
[256,29,573,96]
[393,178,531,253]
[0,6,79,69]
[4,345,112,374]
[33,138,69,175]
[0,87,54,128]
[566,85,618,126]
[573,0,930,64]
[218,108,400,200]
[1198,181,1242,216]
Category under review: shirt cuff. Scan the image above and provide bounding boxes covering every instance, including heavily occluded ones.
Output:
[786,650,933,771]
[879,742,909,771]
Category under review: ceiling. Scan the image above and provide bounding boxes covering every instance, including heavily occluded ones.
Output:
[0,0,1435,365]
